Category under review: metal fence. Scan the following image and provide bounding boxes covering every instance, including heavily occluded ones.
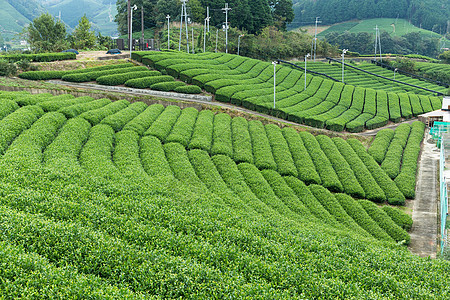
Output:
[440,143,448,254]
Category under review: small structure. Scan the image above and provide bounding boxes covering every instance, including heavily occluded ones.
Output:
[419,96,450,127]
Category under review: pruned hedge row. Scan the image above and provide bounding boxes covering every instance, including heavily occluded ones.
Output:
[335,194,394,242]
[80,100,130,126]
[381,123,411,179]
[165,107,198,146]
[300,131,343,192]
[58,98,111,118]
[62,66,148,82]
[359,200,410,244]
[19,63,134,80]
[123,104,165,135]
[317,135,365,198]
[368,128,395,164]
[2,52,76,62]
[382,206,413,231]
[96,70,161,86]
[332,137,386,203]
[135,51,442,132]
[348,138,406,205]
[125,75,175,89]
[394,121,426,199]
[100,101,148,132]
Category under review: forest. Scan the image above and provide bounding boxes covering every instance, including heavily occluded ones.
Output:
[115,0,295,35]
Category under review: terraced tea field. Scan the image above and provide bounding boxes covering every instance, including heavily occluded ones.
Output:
[0,90,447,298]
[130,51,442,132]
[303,61,448,95]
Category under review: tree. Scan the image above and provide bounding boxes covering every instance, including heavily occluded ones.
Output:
[72,15,96,50]
[270,0,294,31]
[115,0,158,35]
[25,13,67,52]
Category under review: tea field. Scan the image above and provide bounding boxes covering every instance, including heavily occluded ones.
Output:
[130,51,442,132]
[0,90,447,298]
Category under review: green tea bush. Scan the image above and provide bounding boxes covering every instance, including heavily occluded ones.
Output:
[96,70,161,86]
[150,81,186,92]
[123,104,165,135]
[174,85,202,94]
[382,206,413,231]
[125,75,175,89]
[165,107,199,146]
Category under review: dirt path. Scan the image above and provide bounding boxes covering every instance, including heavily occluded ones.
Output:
[407,129,439,258]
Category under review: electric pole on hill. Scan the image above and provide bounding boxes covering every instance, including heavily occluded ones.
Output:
[141,6,144,43]
[222,3,231,53]
[166,15,170,50]
[207,7,210,32]
[127,0,131,49]
[178,0,189,53]
[313,17,321,62]
[374,25,382,61]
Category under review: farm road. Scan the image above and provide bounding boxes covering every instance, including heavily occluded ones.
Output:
[407,129,439,258]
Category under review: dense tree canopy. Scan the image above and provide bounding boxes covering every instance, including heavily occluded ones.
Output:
[25,13,68,52]
[291,0,449,33]
[325,30,441,57]
[116,0,294,35]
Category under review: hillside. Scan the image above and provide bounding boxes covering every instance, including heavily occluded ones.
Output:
[291,0,449,33]
[38,0,118,36]
[0,89,448,297]
[0,0,39,39]
[0,0,118,41]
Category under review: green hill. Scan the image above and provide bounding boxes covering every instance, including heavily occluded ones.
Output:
[0,90,448,298]
[291,0,449,33]
[318,18,445,39]
[0,0,37,39]
[38,0,118,36]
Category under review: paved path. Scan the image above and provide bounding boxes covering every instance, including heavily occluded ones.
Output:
[408,130,439,258]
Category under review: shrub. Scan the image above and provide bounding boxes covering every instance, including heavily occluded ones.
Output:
[150,81,186,92]
[188,110,215,152]
[123,104,165,135]
[145,105,182,140]
[62,66,147,82]
[231,117,253,164]
[316,135,365,199]
[335,194,394,242]
[125,75,175,89]
[248,120,277,171]
[211,113,233,158]
[368,129,395,164]
[58,98,111,118]
[100,101,147,132]
[165,107,199,146]
[174,85,202,94]
[300,131,343,192]
[382,206,413,231]
[96,70,161,86]
[282,128,321,185]
[0,59,17,76]
[359,200,410,244]
[80,100,130,125]
[347,138,406,205]
[265,124,297,177]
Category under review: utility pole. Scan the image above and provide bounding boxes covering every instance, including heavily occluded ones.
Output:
[305,53,310,90]
[215,29,218,53]
[207,7,210,32]
[238,34,244,55]
[167,15,170,50]
[341,49,348,83]
[313,17,321,62]
[204,18,207,52]
[130,4,137,58]
[272,61,277,108]
[222,3,231,53]
[374,25,382,61]
[127,0,131,50]
[178,0,189,53]
[192,27,195,54]
[141,6,144,43]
